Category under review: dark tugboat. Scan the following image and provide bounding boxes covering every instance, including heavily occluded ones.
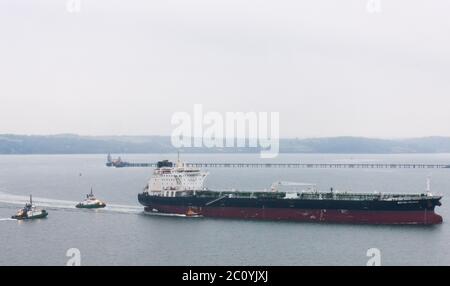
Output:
[76,188,106,209]
[12,195,48,220]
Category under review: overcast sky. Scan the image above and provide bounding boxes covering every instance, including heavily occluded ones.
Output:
[1,0,449,138]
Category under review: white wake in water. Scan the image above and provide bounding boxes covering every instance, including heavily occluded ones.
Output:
[0,190,142,215]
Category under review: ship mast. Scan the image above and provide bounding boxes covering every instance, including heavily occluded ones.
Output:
[176,150,183,168]
[426,176,432,194]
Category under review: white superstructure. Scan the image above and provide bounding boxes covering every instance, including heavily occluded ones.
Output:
[144,159,208,197]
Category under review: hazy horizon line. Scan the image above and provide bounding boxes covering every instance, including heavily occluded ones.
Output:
[2,133,450,140]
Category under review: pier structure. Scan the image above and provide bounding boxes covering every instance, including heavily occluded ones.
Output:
[105,155,450,169]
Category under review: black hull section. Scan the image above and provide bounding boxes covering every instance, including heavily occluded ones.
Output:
[138,193,443,225]
[138,194,440,211]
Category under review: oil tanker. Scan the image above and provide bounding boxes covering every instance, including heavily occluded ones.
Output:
[137,160,443,225]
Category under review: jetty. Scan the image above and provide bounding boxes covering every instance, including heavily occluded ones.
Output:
[105,155,450,169]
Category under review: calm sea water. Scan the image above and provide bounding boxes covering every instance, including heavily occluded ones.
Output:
[1,153,450,266]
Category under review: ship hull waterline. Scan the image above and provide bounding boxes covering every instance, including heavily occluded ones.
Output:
[141,204,442,225]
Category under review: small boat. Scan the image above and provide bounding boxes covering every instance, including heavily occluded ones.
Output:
[11,195,48,220]
[185,207,202,218]
[76,188,106,209]
[143,207,202,218]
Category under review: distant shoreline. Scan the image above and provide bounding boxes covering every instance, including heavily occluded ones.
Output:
[2,134,450,155]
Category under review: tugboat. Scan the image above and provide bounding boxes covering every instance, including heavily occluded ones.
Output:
[11,195,48,220]
[75,188,106,209]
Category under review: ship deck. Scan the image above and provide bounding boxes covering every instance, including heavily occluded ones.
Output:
[157,190,441,202]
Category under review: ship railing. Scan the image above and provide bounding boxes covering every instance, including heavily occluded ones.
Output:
[193,189,438,201]
[296,192,433,201]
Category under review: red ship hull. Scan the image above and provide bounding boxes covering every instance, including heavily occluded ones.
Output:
[145,204,443,225]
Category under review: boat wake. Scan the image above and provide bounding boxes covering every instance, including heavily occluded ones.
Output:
[0,191,142,215]
[0,218,16,222]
